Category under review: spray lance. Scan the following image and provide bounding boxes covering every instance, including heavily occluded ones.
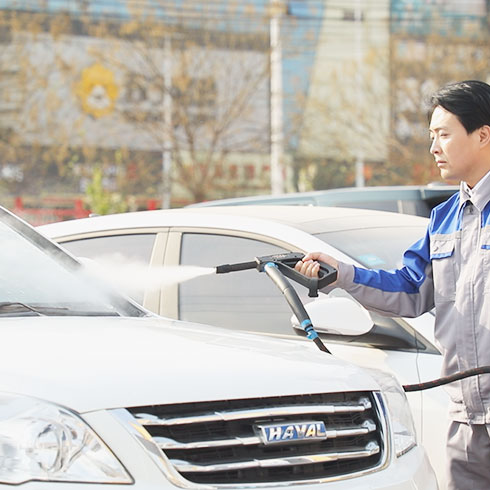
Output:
[216,252,337,354]
[215,252,490,393]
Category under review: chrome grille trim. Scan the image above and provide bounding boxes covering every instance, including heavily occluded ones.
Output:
[155,420,377,450]
[116,392,391,488]
[133,399,372,426]
[172,441,380,472]
[156,435,261,450]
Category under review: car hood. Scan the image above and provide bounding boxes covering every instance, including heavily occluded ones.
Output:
[1,316,379,413]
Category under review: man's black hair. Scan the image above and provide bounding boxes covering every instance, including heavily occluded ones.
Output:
[429,80,490,133]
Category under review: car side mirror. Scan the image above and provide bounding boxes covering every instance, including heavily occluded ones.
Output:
[291,297,373,336]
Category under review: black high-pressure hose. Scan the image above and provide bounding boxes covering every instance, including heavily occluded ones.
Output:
[216,253,334,353]
[403,366,490,392]
[262,262,331,354]
[215,253,490,392]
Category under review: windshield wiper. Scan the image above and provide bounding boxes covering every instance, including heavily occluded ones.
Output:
[66,311,120,317]
[0,302,119,317]
[0,302,50,316]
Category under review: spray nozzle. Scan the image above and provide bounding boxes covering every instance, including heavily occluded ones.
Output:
[215,260,257,274]
[216,252,337,297]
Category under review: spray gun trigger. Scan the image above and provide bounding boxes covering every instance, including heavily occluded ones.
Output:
[255,252,337,297]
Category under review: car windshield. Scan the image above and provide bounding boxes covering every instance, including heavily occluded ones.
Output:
[315,225,427,269]
[0,208,146,317]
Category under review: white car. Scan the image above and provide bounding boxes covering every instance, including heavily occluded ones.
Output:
[38,205,448,487]
[0,205,439,489]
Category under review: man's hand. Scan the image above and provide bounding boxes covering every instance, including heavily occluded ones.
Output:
[295,252,339,283]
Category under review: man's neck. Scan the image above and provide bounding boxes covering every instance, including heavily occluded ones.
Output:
[466,169,490,190]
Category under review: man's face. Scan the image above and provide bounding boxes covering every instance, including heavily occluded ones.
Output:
[429,105,482,186]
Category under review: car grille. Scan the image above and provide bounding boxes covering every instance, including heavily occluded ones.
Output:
[125,392,387,486]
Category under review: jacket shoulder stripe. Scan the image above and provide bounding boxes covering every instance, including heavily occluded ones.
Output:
[429,193,461,236]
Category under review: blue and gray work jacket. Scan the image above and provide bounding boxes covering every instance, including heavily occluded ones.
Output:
[330,181,490,424]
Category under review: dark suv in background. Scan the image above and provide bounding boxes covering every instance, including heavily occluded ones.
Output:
[189,184,459,218]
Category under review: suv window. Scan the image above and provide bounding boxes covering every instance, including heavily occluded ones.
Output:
[61,234,156,304]
[179,233,302,333]
[316,226,427,270]
[61,234,156,264]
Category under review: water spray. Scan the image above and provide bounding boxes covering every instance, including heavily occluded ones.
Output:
[82,257,216,296]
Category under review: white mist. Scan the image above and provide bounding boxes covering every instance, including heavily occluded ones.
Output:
[80,256,215,296]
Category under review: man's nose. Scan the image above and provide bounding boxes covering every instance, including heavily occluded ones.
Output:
[430,138,440,155]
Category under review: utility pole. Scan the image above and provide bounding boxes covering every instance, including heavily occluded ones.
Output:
[270,0,285,195]
[162,34,173,209]
[355,0,365,187]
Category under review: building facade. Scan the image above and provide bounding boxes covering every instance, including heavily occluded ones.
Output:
[0,2,279,205]
[1,1,489,208]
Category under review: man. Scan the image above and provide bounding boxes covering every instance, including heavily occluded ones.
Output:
[295,80,490,489]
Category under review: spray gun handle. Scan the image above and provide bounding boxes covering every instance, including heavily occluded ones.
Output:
[255,252,337,297]
[216,252,337,297]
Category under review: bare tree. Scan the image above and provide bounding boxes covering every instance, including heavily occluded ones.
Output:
[389,34,490,184]
[290,32,490,191]
[0,6,273,207]
[105,22,271,203]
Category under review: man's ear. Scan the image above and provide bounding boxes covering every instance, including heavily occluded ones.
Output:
[479,125,490,147]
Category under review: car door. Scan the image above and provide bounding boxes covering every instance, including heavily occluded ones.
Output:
[161,228,305,334]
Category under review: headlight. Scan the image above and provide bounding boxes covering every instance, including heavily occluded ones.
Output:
[367,369,417,457]
[0,393,132,484]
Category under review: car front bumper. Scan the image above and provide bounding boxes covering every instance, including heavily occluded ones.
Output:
[0,409,438,490]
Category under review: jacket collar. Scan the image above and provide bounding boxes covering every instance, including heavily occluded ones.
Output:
[460,171,490,212]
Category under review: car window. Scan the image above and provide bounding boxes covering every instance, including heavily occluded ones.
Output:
[179,233,310,333]
[61,234,156,264]
[316,226,427,270]
[60,234,157,304]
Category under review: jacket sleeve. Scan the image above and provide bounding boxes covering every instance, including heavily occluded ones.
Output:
[324,229,435,318]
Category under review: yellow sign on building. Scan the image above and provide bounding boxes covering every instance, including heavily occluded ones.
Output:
[75,63,119,118]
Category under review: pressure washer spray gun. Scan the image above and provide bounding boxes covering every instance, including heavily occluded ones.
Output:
[216,251,490,392]
[216,252,337,354]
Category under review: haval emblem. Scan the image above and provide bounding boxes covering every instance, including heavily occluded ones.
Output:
[256,421,327,445]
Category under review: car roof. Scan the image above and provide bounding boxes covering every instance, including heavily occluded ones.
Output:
[38,205,429,239]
